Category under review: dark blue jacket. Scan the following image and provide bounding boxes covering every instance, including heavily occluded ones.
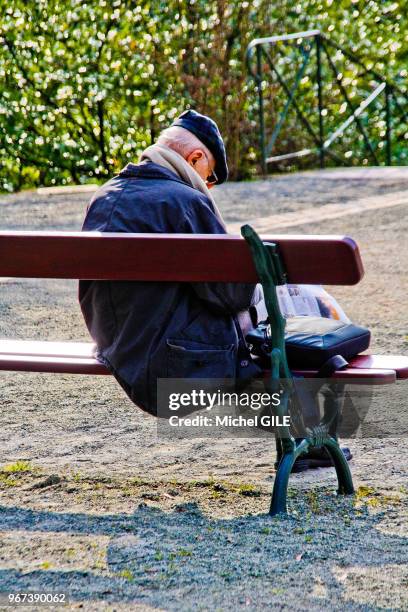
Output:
[79,162,256,415]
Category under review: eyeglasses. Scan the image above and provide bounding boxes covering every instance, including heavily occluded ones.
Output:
[203,153,218,186]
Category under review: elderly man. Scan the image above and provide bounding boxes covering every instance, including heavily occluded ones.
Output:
[79,109,353,472]
[79,110,260,417]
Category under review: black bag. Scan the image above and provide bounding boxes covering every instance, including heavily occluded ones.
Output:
[246,315,370,369]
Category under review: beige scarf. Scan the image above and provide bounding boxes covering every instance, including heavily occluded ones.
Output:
[140,143,227,230]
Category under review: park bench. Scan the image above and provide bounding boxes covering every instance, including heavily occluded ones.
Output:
[0,230,407,514]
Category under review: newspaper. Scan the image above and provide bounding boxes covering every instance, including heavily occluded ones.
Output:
[254,284,350,323]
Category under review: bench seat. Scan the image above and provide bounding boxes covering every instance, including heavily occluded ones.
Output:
[0,230,405,516]
[1,339,407,383]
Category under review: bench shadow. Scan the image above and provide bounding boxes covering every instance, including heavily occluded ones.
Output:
[0,498,407,609]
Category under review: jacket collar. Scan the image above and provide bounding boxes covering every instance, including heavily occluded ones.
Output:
[117,161,189,186]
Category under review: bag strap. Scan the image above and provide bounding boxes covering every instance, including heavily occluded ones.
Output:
[233,314,255,364]
[233,315,263,384]
[316,354,348,378]
[293,356,349,428]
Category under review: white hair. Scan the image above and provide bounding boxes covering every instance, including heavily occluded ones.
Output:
[157,125,214,163]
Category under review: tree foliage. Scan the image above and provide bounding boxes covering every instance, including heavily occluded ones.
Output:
[0,0,406,191]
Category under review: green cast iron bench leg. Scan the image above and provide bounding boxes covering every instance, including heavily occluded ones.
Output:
[241,224,354,516]
[271,437,355,515]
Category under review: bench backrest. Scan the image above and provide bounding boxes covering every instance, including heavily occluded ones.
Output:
[0,231,364,285]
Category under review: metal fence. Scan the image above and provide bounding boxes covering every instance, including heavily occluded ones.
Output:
[246,30,407,173]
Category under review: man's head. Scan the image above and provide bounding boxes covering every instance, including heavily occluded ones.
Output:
[157,110,228,187]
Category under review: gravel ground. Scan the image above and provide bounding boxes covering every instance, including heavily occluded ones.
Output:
[0,168,408,611]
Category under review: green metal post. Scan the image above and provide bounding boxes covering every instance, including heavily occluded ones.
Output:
[316,35,325,168]
[385,84,392,166]
[256,46,267,176]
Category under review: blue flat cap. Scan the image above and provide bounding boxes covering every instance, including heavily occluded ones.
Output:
[171,110,228,184]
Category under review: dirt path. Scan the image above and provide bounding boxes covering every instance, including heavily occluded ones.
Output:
[0,168,408,610]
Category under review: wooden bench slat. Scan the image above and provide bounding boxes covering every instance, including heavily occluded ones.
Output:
[0,231,364,285]
[0,354,108,375]
[0,352,395,382]
[349,354,408,379]
[0,340,96,359]
[290,367,396,384]
[0,341,398,383]
[1,341,404,379]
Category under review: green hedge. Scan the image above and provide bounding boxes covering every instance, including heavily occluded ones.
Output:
[0,0,406,191]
